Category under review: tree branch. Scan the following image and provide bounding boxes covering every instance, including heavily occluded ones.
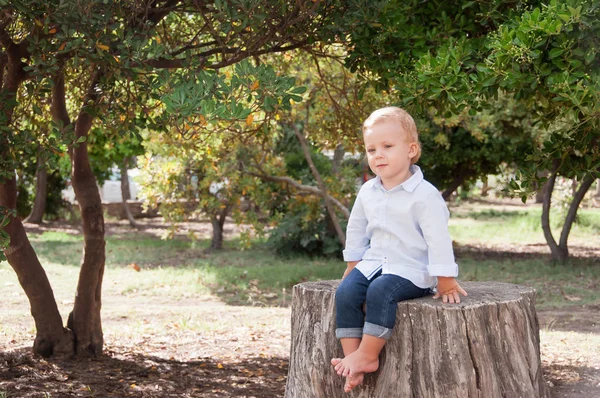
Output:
[50,71,72,127]
[558,173,595,249]
[290,122,346,245]
[143,40,308,69]
[248,171,350,219]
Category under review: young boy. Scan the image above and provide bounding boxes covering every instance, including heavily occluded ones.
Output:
[331,107,467,393]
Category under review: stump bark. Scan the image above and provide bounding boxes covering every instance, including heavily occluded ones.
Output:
[285,281,548,398]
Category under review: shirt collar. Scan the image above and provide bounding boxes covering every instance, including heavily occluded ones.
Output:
[372,164,423,193]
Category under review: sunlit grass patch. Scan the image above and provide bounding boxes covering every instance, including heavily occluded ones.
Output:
[114,265,217,297]
[459,257,600,307]
[449,206,600,246]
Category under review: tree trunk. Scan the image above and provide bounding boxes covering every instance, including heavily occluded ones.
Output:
[120,157,139,228]
[442,172,469,201]
[24,148,48,224]
[540,163,566,263]
[331,144,345,176]
[0,173,74,357]
[210,216,224,250]
[52,70,105,357]
[541,164,594,263]
[68,101,106,357]
[480,178,489,197]
[285,281,548,398]
[0,37,74,357]
[595,179,600,197]
[535,180,549,204]
[557,175,594,259]
[208,202,231,251]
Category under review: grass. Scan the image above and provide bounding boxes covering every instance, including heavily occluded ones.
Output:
[449,206,600,246]
[1,204,599,310]
[458,257,600,306]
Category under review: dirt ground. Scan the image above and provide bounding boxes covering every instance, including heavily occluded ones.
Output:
[1,215,599,397]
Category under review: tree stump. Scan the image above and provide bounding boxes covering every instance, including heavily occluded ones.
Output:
[285,281,548,398]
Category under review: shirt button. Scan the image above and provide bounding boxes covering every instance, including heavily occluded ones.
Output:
[385,234,390,239]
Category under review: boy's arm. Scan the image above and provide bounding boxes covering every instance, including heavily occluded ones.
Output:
[416,191,468,304]
[342,192,369,278]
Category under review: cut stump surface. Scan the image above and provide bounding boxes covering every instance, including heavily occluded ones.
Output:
[285,281,548,398]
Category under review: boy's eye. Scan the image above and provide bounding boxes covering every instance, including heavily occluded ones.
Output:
[367,148,375,153]
[384,144,393,148]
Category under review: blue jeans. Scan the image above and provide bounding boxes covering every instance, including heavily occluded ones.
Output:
[335,268,430,340]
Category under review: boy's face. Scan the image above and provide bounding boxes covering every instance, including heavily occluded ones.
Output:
[363,120,418,188]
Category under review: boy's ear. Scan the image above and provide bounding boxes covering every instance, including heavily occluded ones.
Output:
[408,142,418,158]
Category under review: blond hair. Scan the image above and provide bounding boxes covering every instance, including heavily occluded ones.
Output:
[362,106,421,164]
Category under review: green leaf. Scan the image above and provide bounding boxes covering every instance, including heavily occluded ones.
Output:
[548,48,564,59]
[263,96,277,112]
[558,14,570,23]
[291,86,307,94]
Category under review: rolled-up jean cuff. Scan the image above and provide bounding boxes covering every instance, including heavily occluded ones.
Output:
[363,322,393,340]
[336,327,363,339]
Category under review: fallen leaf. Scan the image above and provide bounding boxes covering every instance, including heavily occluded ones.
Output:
[129,263,141,272]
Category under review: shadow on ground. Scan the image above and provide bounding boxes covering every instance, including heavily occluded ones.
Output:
[538,304,600,334]
[0,348,288,398]
[2,347,598,398]
[545,363,600,398]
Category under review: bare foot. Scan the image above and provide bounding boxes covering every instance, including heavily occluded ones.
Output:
[332,350,379,378]
[344,372,365,392]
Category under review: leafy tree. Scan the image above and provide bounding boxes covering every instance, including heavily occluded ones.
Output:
[339,0,599,262]
[242,47,378,256]
[0,0,342,357]
[138,128,276,251]
[481,0,600,262]
[418,94,538,199]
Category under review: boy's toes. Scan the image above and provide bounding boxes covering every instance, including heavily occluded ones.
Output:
[344,377,353,393]
[331,358,342,366]
[344,373,364,393]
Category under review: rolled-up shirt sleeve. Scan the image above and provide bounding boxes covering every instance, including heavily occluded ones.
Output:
[342,192,370,261]
[416,191,458,277]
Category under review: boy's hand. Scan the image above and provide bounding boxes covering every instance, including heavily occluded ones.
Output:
[342,261,359,279]
[433,277,468,304]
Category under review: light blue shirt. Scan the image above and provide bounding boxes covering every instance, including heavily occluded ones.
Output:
[343,165,458,289]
